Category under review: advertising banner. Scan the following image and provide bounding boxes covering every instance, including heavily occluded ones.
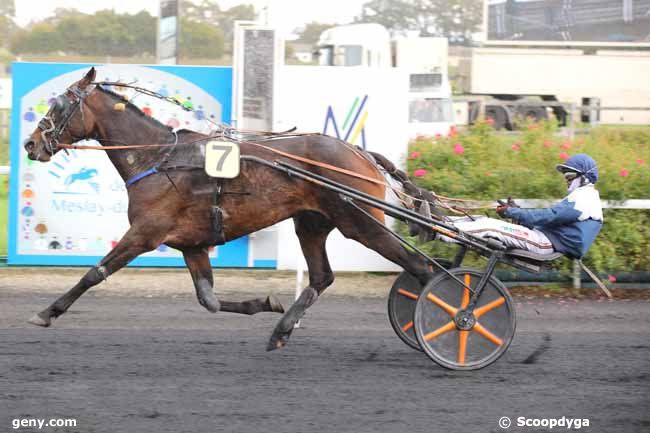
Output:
[7,62,261,267]
[275,66,410,272]
[485,0,650,45]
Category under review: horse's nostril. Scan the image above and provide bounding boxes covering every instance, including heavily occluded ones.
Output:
[24,140,36,152]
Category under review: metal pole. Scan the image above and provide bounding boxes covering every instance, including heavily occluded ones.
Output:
[568,103,575,141]
[572,259,581,290]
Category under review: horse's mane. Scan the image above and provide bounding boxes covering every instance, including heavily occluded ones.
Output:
[96,85,173,132]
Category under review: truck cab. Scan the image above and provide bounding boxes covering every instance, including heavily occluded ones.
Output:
[315,23,454,137]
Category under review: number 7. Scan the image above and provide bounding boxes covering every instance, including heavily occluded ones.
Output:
[211,144,232,170]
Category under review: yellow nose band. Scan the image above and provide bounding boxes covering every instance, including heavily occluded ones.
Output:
[114,103,126,112]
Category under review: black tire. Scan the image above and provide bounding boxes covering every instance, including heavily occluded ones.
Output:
[485,106,507,130]
[414,268,516,370]
[519,106,548,122]
[387,272,425,351]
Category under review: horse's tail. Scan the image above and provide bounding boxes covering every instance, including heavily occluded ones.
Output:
[366,150,439,205]
[366,150,446,233]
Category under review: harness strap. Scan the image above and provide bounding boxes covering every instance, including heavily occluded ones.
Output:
[125,167,158,187]
[244,141,386,187]
[58,138,388,187]
[58,136,469,210]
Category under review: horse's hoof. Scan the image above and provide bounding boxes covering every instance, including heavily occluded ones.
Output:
[266,335,288,351]
[267,295,285,314]
[196,281,220,313]
[27,313,51,327]
[266,329,292,351]
[199,296,220,313]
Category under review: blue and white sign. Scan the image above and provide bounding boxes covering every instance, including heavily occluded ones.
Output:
[7,62,265,267]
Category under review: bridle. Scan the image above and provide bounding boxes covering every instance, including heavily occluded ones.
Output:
[37,84,94,155]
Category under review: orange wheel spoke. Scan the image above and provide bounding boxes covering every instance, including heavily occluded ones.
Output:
[461,274,471,309]
[401,321,414,332]
[426,293,458,317]
[458,330,469,364]
[474,297,506,319]
[473,322,503,346]
[423,321,456,342]
[397,288,418,300]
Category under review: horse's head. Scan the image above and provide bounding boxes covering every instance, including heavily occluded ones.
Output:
[24,67,98,162]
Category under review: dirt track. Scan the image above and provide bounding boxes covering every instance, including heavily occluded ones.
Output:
[0,269,649,433]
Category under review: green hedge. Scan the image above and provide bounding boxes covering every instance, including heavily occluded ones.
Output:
[405,121,650,273]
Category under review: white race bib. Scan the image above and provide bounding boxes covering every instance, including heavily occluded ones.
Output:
[204,140,240,178]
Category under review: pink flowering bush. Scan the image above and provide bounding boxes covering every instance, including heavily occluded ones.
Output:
[405,120,650,272]
[407,120,650,200]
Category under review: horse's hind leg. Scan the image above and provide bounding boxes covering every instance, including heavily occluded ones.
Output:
[267,211,334,351]
[336,209,433,286]
[28,225,159,327]
[182,247,284,315]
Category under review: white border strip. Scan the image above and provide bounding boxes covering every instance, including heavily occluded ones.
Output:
[510,199,650,210]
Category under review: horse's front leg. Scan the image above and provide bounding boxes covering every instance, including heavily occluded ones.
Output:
[182,247,284,315]
[267,212,334,351]
[27,226,159,327]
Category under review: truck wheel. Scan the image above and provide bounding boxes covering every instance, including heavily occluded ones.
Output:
[485,106,507,130]
[519,107,548,123]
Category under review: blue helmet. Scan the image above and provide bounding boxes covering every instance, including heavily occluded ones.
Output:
[556,153,599,184]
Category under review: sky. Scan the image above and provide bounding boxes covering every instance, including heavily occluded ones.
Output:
[14,0,369,36]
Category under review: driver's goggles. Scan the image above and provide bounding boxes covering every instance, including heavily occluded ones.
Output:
[563,171,581,181]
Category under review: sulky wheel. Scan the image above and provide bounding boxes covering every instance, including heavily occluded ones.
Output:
[387,271,425,351]
[414,268,516,370]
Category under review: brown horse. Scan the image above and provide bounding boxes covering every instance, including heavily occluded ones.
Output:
[24,67,433,350]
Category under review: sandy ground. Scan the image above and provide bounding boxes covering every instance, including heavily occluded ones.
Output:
[0,267,643,300]
[0,268,649,433]
[0,267,396,298]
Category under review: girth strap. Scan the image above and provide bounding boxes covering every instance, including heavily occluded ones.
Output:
[125,167,158,187]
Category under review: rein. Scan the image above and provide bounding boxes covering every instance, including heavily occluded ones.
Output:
[57,134,388,187]
[58,138,485,213]
[75,82,409,190]
[51,82,482,213]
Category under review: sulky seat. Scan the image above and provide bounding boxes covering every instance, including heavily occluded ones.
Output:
[502,249,565,273]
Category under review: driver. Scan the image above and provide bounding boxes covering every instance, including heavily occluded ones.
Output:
[445,154,603,258]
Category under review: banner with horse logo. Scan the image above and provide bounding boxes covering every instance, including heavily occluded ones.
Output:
[8,62,273,267]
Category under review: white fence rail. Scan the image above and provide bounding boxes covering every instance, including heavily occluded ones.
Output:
[508,199,650,210]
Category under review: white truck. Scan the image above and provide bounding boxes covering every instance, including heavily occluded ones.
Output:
[457,47,650,129]
[315,23,455,137]
[315,23,650,130]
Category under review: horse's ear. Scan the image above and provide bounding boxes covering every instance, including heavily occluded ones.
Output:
[79,67,96,88]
